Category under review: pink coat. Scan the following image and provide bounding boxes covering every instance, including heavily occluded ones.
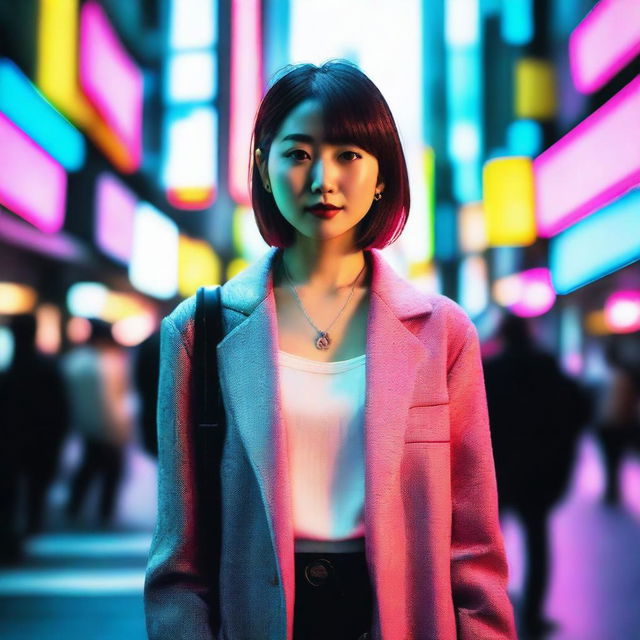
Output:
[144,246,518,640]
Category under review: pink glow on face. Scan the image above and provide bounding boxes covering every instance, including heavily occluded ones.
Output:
[569,0,640,94]
[228,0,262,205]
[95,173,137,263]
[509,268,556,318]
[604,290,640,333]
[79,1,143,170]
[534,75,640,237]
[0,112,66,233]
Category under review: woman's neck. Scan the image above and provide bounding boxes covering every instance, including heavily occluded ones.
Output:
[277,244,369,295]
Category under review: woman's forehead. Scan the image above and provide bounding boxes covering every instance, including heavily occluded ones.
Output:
[275,100,362,147]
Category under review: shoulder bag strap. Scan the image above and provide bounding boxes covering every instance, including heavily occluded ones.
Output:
[194,285,225,634]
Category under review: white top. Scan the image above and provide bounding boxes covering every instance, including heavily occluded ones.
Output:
[278,349,367,553]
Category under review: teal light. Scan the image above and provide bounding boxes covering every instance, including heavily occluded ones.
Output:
[502,0,533,45]
[507,119,543,156]
[0,58,85,171]
[550,188,640,294]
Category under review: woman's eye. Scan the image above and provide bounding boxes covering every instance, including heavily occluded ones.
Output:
[285,150,362,162]
[286,150,309,161]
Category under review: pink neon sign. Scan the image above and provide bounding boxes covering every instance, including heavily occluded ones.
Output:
[228,0,262,205]
[0,113,66,233]
[569,0,640,94]
[534,74,640,238]
[79,0,143,170]
[95,173,137,263]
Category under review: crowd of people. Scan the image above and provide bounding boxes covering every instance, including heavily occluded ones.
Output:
[0,309,638,636]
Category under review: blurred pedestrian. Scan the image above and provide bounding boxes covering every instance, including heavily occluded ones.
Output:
[483,313,592,639]
[0,313,69,562]
[62,318,133,528]
[133,329,160,458]
[598,331,640,506]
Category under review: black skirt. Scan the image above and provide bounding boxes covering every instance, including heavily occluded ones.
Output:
[293,549,374,640]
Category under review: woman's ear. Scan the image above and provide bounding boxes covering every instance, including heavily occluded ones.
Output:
[376,176,386,194]
[255,148,269,187]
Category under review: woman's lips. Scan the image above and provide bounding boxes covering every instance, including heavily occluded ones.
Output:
[306,207,343,219]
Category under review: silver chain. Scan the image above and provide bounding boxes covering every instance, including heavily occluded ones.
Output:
[280,253,367,338]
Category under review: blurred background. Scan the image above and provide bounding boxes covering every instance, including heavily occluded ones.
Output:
[0,0,639,638]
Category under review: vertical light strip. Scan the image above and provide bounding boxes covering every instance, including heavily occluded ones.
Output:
[502,0,533,45]
[36,0,91,126]
[228,0,262,206]
[164,0,218,209]
[445,0,483,202]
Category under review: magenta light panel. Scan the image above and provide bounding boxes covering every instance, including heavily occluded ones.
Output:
[0,112,66,233]
[569,0,640,94]
[79,0,143,169]
[95,172,137,263]
[533,74,640,238]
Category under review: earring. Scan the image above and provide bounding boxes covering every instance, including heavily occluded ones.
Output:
[265,183,271,193]
[373,192,382,201]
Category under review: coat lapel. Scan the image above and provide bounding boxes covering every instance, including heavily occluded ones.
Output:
[216,246,434,639]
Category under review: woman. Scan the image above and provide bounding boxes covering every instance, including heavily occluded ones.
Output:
[144,60,517,640]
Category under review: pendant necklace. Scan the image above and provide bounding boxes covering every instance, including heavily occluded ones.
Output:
[280,253,367,350]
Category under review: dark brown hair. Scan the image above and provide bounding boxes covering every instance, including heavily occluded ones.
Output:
[249,60,411,250]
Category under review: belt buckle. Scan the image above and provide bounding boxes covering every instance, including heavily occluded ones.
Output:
[304,558,334,587]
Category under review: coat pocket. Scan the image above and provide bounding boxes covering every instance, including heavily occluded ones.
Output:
[404,403,450,443]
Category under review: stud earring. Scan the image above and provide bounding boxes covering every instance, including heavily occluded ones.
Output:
[373,192,383,201]
[265,183,271,193]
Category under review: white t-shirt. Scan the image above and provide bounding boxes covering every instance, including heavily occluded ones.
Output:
[278,349,367,553]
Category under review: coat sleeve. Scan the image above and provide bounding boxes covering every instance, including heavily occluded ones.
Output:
[448,322,518,640]
[143,316,216,640]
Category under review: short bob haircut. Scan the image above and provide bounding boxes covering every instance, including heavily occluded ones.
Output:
[249,59,410,250]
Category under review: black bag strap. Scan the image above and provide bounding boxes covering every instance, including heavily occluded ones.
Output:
[194,285,225,633]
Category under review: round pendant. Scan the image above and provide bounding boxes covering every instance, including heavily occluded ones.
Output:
[315,331,331,350]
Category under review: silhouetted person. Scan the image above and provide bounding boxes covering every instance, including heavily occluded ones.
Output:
[0,314,69,562]
[483,313,592,639]
[62,318,133,528]
[598,331,640,506]
[133,329,160,458]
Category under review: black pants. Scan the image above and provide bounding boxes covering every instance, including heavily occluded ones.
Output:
[293,550,373,640]
[66,438,125,525]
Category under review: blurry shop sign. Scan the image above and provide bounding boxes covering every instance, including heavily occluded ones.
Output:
[534,74,640,238]
[549,188,640,294]
[569,0,640,94]
[0,58,85,171]
[0,112,66,233]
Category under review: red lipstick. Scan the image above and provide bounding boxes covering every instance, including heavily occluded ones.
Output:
[305,203,343,219]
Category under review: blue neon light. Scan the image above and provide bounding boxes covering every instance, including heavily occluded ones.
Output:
[550,188,640,294]
[0,58,85,171]
[507,119,542,157]
[502,0,533,45]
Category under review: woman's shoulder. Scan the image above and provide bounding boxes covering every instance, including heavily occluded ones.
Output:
[162,294,198,348]
[416,289,475,334]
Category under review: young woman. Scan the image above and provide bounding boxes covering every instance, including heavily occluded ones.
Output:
[144,60,517,640]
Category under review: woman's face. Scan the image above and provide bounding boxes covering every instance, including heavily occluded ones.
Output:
[255,99,385,245]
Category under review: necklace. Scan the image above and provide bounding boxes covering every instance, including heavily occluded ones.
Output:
[280,253,367,350]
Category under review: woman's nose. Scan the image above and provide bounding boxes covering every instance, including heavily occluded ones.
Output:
[309,159,336,193]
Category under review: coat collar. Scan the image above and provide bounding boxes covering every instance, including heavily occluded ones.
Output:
[220,246,433,321]
[216,245,434,640]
